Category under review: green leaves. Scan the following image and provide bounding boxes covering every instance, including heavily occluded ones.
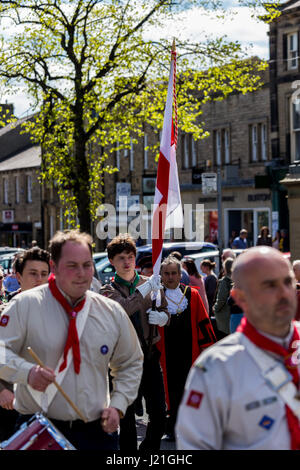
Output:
[0,0,278,231]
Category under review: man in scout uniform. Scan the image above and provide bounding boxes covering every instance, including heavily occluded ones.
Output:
[0,230,143,450]
[0,246,51,442]
[176,246,300,450]
[100,233,169,451]
[158,255,216,442]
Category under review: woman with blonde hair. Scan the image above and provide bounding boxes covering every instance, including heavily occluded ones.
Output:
[182,258,209,314]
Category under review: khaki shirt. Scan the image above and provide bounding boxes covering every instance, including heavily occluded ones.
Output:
[100,275,168,346]
[0,284,143,421]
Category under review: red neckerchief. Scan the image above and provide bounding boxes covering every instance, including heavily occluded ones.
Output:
[48,273,85,374]
[237,317,300,450]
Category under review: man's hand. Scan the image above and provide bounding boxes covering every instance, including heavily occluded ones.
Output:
[136,274,162,298]
[0,389,14,410]
[101,407,120,433]
[27,365,56,392]
[147,309,169,327]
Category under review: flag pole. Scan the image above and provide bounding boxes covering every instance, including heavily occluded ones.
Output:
[147,39,179,359]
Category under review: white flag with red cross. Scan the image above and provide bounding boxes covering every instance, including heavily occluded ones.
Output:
[152,41,183,277]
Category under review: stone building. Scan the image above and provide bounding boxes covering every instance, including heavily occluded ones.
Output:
[0,116,43,247]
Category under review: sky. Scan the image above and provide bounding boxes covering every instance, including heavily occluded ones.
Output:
[1,0,271,118]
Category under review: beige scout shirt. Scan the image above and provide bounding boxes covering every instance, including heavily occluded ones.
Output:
[0,284,143,421]
[99,275,168,346]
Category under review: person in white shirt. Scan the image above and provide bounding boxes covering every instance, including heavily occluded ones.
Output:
[0,230,143,450]
[176,246,299,450]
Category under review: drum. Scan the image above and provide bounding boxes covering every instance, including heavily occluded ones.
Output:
[0,413,76,450]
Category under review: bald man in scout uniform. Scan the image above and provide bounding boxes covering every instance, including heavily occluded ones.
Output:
[176,246,300,450]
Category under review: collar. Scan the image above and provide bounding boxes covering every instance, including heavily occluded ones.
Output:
[114,271,140,294]
[165,285,189,315]
[55,282,86,309]
[258,324,294,350]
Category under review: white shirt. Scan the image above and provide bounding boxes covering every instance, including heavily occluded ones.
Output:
[0,284,143,421]
[176,330,300,450]
[165,285,188,315]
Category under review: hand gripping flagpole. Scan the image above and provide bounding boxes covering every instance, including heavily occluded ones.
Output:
[147,39,179,359]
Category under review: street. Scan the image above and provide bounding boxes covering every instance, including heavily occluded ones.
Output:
[136,404,176,451]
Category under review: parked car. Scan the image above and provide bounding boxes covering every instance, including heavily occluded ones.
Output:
[93,252,107,264]
[184,251,221,276]
[0,247,24,256]
[184,248,245,277]
[0,252,21,275]
[96,241,218,284]
[95,257,115,284]
[135,241,217,269]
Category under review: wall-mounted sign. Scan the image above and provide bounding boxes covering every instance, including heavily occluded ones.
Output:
[201,173,217,195]
[2,210,14,223]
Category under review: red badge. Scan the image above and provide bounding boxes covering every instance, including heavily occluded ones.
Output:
[186,390,203,409]
[0,315,9,327]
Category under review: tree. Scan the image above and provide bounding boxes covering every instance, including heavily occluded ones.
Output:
[0,0,281,232]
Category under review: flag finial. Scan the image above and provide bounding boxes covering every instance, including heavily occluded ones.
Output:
[172,38,176,53]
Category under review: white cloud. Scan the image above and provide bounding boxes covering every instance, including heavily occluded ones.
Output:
[145,6,269,59]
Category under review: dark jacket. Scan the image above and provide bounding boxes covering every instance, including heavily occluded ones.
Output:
[256,235,272,246]
[213,276,232,335]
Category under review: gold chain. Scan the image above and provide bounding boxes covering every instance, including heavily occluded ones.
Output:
[165,286,188,314]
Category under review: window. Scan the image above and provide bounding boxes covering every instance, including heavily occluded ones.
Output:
[181,134,196,169]
[26,175,32,203]
[191,138,197,167]
[144,133,148,170]
[15,176,19,204]
[3,177,8,204]
[291,98,300,161]
[116,141,120,170]
[249,123,268,162]
[49,214,54,238]
[59,207,64,231]
[261,124,267,161]
[288,32,298,70]
[183,134,190,169]
[251,125,258,162]
[224,129,230,164]
[216,130,221,166]
[130,139,134,171]
[214,128,230,166]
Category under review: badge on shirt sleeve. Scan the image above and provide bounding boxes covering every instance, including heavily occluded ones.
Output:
[0,315,9,327]
[186,390,203,409]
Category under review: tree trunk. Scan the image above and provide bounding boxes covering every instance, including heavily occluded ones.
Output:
[73,120,91,234]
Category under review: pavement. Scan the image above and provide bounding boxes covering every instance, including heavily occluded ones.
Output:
[136,402,176,451]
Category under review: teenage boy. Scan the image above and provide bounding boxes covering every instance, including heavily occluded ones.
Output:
[0,247,51,442]
[100,233,169,451]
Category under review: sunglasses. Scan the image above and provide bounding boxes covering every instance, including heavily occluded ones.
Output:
[0,277,3,280]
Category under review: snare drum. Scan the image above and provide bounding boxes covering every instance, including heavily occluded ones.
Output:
[0,413,76,450]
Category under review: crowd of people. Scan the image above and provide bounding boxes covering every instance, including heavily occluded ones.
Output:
[0,227,299,451]
[228,226,290,252]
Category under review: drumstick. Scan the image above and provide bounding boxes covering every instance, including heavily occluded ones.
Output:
[27,347,87,423]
